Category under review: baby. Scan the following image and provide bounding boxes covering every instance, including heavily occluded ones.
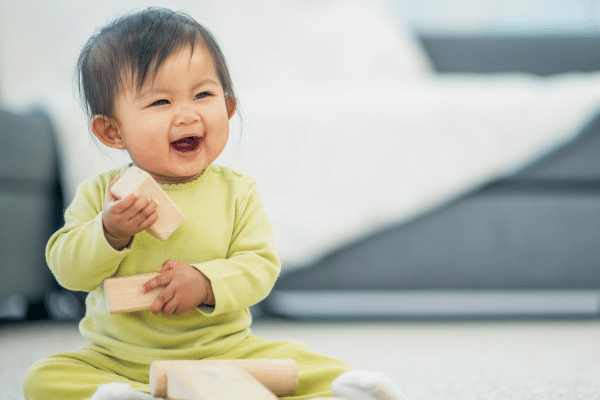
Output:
[23,7,408,400]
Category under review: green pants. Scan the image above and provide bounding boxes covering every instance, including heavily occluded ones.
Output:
[23,334,354,400]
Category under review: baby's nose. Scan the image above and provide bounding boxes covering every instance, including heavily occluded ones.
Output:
[174,106,200,125]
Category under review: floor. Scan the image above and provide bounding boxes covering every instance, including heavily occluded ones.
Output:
[2,318,600,400]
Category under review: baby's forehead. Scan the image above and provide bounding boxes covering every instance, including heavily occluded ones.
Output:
[116,44,218,97]
[127,43,210,85]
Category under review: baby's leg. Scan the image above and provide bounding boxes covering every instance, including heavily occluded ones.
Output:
[215,334,355,399]
[23,347,152,400]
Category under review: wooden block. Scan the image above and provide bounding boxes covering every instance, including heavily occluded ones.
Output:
[167,364,278,400]
[110,165,184,241]
[104,273,162,314]
[150,359,298,398]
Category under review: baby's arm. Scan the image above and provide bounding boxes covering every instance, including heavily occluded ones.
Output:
[46,173,148,292]
[102,175,159,250]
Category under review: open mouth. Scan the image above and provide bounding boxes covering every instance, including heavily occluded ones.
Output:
[170,136,201,153]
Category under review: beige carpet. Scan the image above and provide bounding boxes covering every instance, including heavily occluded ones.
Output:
[2,319,600,400]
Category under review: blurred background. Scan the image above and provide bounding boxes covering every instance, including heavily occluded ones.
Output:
[3,0,600,322]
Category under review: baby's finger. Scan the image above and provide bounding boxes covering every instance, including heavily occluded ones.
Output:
[137,199,158,221]
[158,260,177,273]
[161,295,180,316]
[136,208,159,231]
[124,204,158,234]
[108,192,140,215]
[125,197,154,224]
[140,270,171,294]
[128,195,151,216]
[150,285,176,316]
[145,199,158,215]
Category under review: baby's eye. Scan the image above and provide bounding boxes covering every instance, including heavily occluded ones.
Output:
[151,99,169,106]
[194,92,212,100]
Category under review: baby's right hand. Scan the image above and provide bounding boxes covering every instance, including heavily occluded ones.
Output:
[102,175,159,250]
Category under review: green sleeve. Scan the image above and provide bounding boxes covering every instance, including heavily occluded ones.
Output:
[45,175,130,292]
[194,183,281,316]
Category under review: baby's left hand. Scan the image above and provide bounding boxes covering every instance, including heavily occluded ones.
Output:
[140,260,215,317]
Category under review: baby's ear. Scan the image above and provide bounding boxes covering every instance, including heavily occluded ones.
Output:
[91,115,126,150]
[226,96,237,120]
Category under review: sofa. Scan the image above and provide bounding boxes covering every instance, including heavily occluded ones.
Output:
[0,108,65,319]
[262,31,600,319]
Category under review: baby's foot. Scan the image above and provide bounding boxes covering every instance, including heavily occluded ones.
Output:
[331,370,410,400]
[90,382,158,400]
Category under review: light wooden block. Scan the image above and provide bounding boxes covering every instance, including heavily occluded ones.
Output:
[104,272,162,314]
[110,165,184,241]
[150,359,298,398]
[167,364,278,400]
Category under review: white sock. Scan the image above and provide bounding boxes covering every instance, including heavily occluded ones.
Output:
[331,370,410,400]
[89,382,158,400]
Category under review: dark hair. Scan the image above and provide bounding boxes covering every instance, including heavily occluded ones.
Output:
[76,7,236,120]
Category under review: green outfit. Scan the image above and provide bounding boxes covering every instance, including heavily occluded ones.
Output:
[24,164,353,400]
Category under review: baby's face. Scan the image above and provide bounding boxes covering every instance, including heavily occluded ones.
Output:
[112,44,235,184]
